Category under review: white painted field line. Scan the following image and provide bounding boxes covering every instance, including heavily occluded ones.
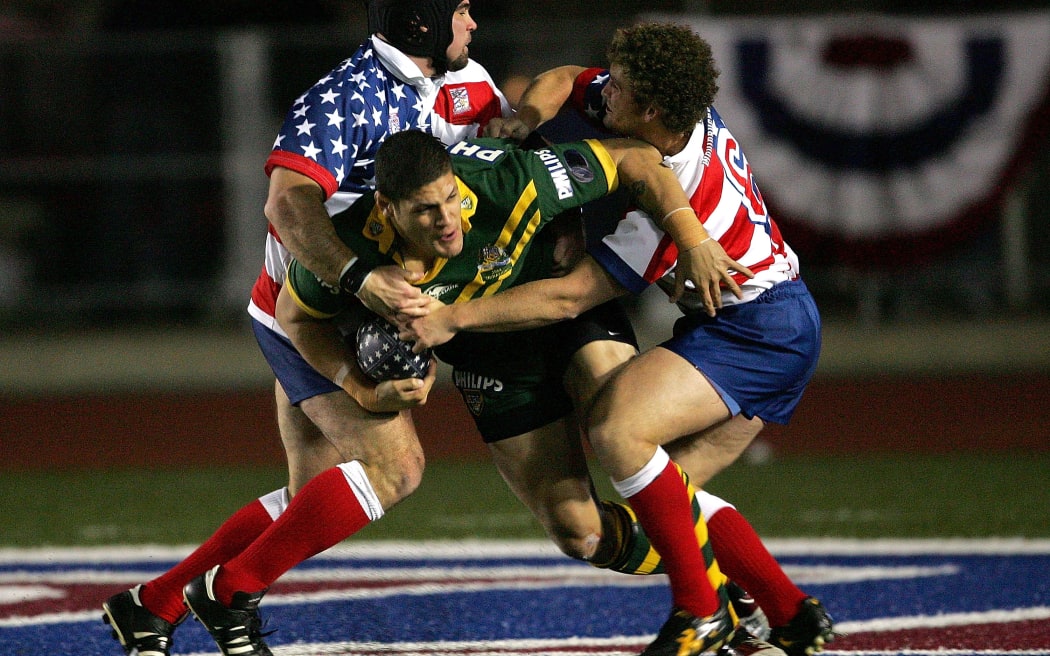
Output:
[835,606,1050,634]
[1,537,1049,564]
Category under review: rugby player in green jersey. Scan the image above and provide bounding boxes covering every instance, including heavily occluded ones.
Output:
[271,130,749,642]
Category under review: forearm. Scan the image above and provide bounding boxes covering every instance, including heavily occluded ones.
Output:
[449,258,622,333]
[613,145,710,250]
[446,283,579,333]
[515,65,587,131]
[275,288,380,411]
[279,306,352,386]
[265,168,356,286]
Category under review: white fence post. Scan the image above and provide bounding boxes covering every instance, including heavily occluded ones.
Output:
[216,30,273,317]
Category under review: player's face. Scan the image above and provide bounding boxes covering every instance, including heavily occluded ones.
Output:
[388,171,465,261]
[601,64,647,137]
[445,1,476,72]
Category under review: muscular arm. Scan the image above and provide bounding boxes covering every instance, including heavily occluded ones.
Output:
[267,167,429,316]
[404,256,624,349]
[485,65,587,138]
[264,166,355,287]
[600,138,754,314]
[515,65,587,131]
[275,284,432,413]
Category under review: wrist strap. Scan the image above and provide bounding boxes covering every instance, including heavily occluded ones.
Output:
[339,257,372,295]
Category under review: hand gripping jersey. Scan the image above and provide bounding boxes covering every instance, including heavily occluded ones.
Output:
[571,68,799,311]
[285,137,619,316]
[249,36,512,335]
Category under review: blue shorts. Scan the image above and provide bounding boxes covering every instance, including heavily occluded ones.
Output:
[661,279,821,425]
[252,319,340,406]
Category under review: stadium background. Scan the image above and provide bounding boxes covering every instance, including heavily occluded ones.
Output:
[1,0,1049,516]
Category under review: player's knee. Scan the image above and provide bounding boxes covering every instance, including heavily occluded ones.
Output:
[367,448,426,508]
[549,531,602,562]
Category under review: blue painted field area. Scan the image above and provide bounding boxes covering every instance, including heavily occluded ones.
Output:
[1,539,1048,655]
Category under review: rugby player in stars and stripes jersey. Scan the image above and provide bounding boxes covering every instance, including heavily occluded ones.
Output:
[403,22,834,656]
[104,3,513,656]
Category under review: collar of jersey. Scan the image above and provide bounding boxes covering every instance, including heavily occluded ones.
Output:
[371,36,445,91]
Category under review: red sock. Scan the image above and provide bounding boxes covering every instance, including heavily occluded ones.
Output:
[140,497,276,623]
[214,466,371,604]
[625,458,721,617]
[707,507,807,626]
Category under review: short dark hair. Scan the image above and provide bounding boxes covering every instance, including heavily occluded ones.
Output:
[607,22,720,134]
[375,130,453,201]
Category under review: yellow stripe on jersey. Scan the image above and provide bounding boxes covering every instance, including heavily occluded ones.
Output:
[489,208,542,297]
[454,180,539,302]
[585,138,619,193]
[284,264,340,319]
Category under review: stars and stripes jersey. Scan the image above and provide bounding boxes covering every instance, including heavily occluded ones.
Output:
[249,36,512,335]
[285,137,620,318]
[570,67,799,310]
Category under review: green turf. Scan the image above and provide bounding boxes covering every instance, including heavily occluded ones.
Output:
[2,453,1047,546]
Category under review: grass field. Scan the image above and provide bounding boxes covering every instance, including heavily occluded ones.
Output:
[4,452,1048,546]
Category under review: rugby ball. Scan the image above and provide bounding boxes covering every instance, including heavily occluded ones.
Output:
[355,314,432,383]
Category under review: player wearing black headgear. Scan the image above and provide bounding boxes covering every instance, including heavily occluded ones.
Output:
[367,0,467,73]
[100,1,510,655]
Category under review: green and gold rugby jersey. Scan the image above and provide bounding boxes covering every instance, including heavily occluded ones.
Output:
[286,137,619,316]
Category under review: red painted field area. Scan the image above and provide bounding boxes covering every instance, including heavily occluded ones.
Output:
[2,373,1047,470]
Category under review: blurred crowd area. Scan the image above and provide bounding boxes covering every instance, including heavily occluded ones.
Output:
[1,0,1049,332]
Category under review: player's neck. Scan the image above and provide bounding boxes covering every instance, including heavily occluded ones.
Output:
[400,252,434,277]
[411,56,439,78]
[646,128,690,158]
[375,34,440,78]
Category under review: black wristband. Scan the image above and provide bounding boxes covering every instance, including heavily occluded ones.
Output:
[339,258,373,295]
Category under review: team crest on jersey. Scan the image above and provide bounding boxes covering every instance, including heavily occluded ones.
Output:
[388,107,402,133]
[367,218,385,236]
[462,390,484,415]
[453,370,504,416]
[449,86,471,115]
[476,244,511,281]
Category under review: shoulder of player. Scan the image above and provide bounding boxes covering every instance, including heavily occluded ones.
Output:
[330,195,379,247]
[447,137,518,169]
